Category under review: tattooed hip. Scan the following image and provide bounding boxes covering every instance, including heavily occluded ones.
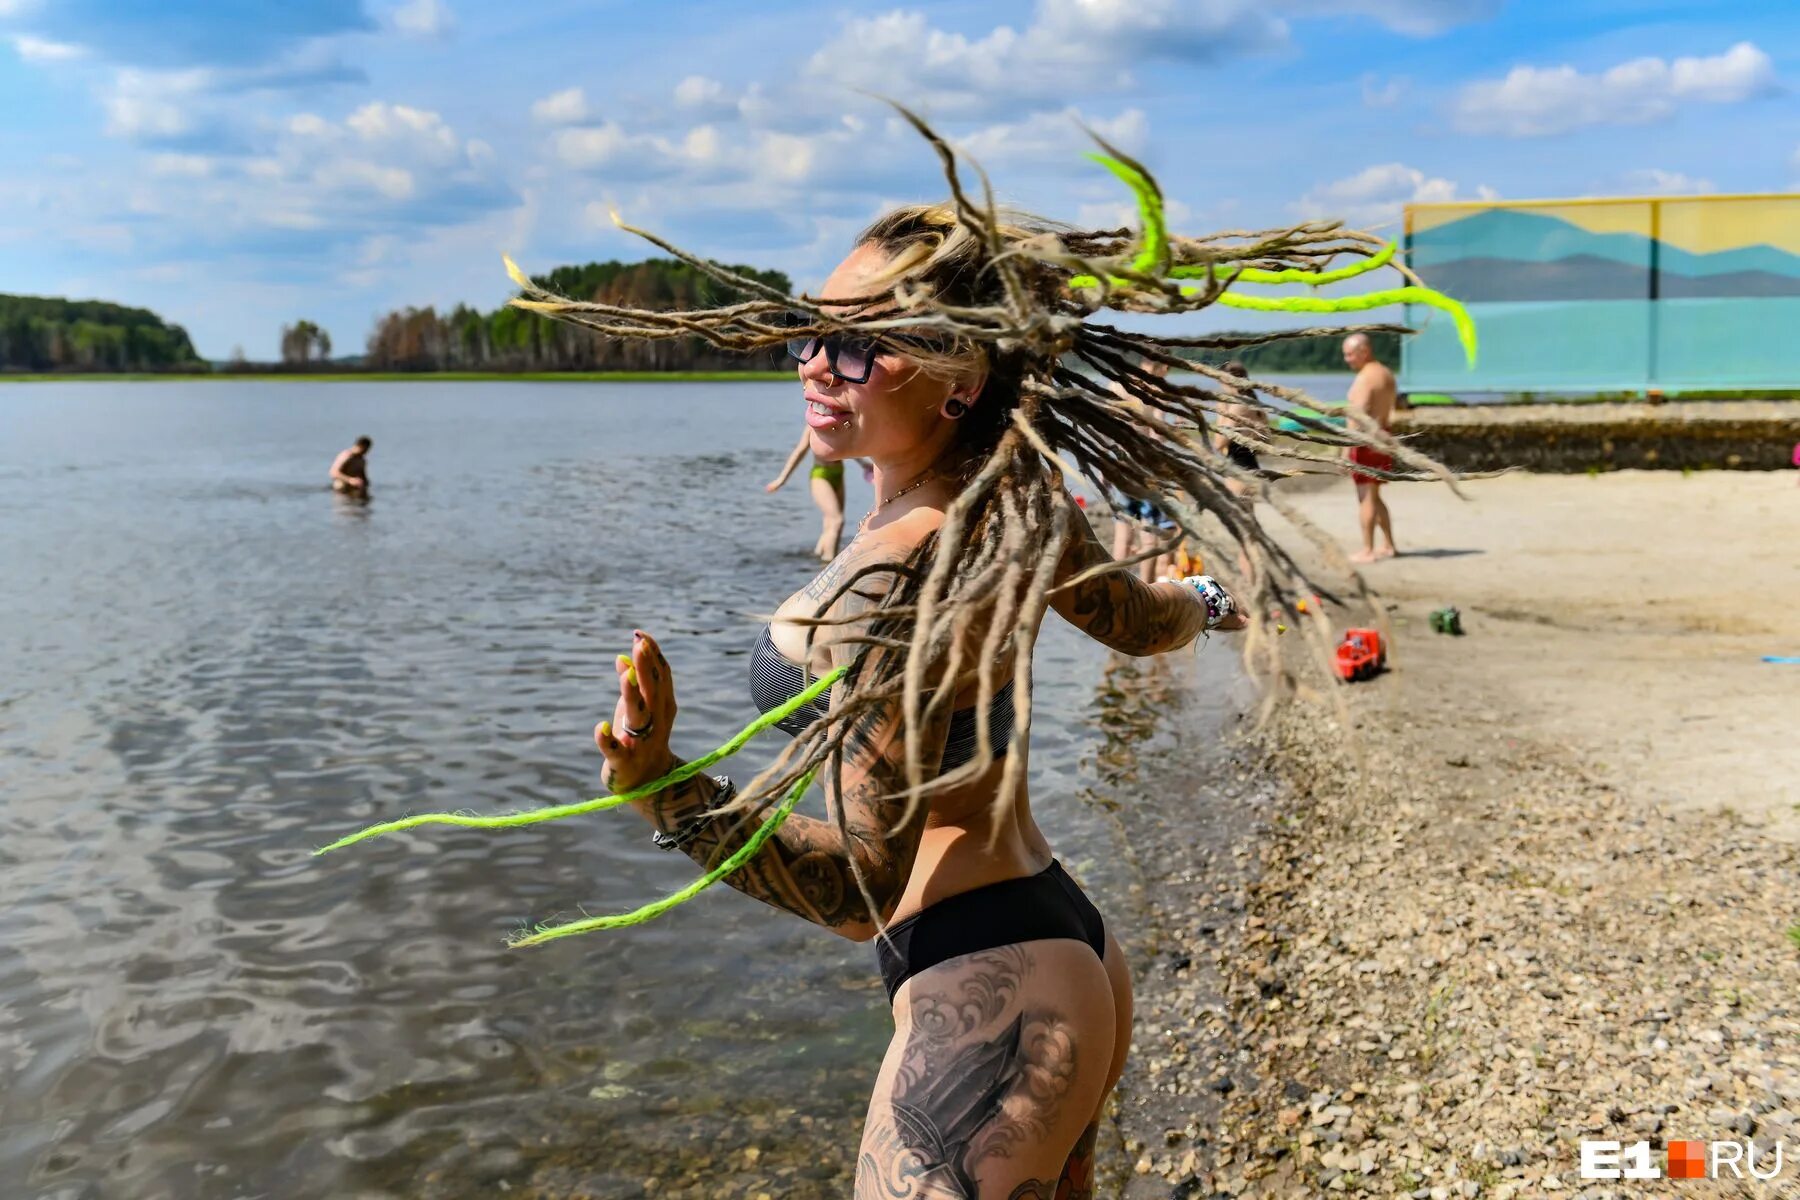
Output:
[856,938,1124,1200]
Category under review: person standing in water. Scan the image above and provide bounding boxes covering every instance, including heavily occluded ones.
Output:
[1342,333,1398,562]
[329,436,372,498]
[766,428,871,561]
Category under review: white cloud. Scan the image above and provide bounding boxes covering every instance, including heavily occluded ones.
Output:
[149,153,214,178]
[756,131,817,184]
[554,117,830,188]
[314,160,416,201]
[956,107,1147,166]
[531,86,589,125]
[673,75,727,109]
[1076,195,1193,231]
[1619,168,1714,195]
[346,102,461,163]
[1454,41,1778,137]
[12,33,85,61]
[262,209,327,231]
[101,98,509,254]
[102,69,209,140]
[392,0,455,40]
[805,2,1287,117]
[1295,163,1495,228]
[553,122,641,170]
[1278,0,1498,37]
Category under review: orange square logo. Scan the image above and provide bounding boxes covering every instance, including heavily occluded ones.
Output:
[1667,1140,1707,1180]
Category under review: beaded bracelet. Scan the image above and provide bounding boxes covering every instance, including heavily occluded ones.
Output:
[1177,574,1234,630]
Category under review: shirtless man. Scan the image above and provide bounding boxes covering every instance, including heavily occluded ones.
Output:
[1342,334,1397,562]
[329,436,372,498]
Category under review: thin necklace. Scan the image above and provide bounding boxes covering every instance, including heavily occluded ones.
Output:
[859,469,937,532]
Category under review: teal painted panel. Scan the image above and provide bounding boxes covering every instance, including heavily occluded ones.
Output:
[1655,297,1800,389]
[1410,209,1653,271]
[1412,208,1800,293]
[1402,300,1652,393]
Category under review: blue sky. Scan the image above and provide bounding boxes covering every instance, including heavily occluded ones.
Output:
[2,0,1794,359]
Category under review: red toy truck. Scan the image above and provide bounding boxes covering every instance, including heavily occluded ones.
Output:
[1335,628,1386,682]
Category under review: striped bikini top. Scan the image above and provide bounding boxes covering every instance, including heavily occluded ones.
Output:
[749,627,1015,771]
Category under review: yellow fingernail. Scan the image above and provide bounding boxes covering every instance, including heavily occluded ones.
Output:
[600,720,612,738]
[617,654,632,670]
[626,666,638,687]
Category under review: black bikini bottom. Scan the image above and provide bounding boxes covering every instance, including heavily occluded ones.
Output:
[875,860,1106,1003]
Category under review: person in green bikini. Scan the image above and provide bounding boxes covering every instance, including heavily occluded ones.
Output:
[766,427,872,560]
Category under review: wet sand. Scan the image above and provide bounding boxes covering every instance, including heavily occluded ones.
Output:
[1111,469,1800,1197]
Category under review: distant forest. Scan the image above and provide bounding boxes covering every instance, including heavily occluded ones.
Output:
[362,258,794,372]
[1192,329,1402,374]
[0,294,202,372]
[1,271,1402,377]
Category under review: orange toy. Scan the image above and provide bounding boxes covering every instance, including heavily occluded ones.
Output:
[1334,628,1385,682]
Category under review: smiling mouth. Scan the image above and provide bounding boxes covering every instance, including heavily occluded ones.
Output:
[809,400,842,417]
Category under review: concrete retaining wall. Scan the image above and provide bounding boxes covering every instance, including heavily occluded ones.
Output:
[1391,401,1800,472]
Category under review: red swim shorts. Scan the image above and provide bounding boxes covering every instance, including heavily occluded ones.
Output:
[1348,445,1394,485]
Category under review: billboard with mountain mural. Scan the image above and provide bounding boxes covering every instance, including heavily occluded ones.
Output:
[1401,195,1800,393]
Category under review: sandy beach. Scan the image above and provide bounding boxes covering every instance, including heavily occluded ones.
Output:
[1108,468,1800,1198]
[1281,469,1800,839]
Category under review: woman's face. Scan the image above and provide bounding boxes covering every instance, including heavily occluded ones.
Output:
[798,242,963,464]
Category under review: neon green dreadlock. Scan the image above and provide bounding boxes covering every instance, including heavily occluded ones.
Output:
[1071,154,1478,366]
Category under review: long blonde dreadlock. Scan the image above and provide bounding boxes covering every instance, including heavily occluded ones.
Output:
[500,108,1471,931]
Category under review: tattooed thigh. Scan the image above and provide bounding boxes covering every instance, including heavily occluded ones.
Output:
[854,941,1117,1199]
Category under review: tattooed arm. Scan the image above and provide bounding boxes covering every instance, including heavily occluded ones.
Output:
[1048,503,1219,656]
[603,536,951,942]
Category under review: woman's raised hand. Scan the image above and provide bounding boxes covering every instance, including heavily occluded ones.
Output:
[595,630,678,793]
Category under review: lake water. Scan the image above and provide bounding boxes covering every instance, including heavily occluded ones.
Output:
[0,378,1297,1199]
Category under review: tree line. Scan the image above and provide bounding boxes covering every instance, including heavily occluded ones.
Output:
[361,258,794,372]
[0,294,202,373]
[280,320,332,365]
[2,268,1399,377]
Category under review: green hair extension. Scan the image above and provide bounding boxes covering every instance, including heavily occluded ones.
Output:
[508,764,818,947]
[1210,285,1479,367]
[313,665,847,945]
[1088,152,1168,276]
[1178,240,1397,287]
[312,665,845,855]
[1067,157,1478,366]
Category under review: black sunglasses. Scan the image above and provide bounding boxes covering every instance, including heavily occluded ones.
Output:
[782,312,956,384]
[785,331,885,384]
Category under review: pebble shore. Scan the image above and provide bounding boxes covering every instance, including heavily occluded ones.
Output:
[1109,668,1800,1200]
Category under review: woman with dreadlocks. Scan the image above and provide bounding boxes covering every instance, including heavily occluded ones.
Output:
[595,203,1247,1197]
[322,111,1474,1198]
